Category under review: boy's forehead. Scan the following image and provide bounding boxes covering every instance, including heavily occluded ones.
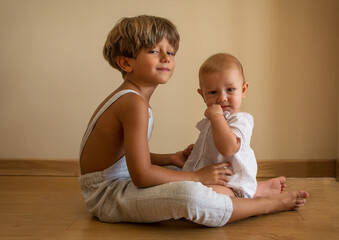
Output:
[148,38,175,48]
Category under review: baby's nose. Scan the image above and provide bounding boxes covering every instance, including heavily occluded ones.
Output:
[218,93,227,102]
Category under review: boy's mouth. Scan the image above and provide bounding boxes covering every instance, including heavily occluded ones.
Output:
[157,67,171,72]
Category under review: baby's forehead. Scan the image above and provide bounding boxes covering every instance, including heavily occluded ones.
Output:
[200,67,243,87]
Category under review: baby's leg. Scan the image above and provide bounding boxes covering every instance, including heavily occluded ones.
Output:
[255,176,287,197]
[228,190,309,223]
[206,184,235,197]
[208,177,286,198]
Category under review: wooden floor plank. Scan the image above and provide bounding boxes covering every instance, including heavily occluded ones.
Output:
[0,176,338,240]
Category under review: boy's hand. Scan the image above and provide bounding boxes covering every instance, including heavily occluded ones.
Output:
[170,144,194,168]
[183,144,194,158]
[195,163,233,186]
[204,104,224,120]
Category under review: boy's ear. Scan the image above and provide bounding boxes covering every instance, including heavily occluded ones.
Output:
[116,56,133,73]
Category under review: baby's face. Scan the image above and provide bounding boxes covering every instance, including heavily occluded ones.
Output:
[198,68,248,114]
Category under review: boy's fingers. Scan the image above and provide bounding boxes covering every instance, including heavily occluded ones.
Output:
[218,167,233,176]
[218,180,228,187]
[214,162,231,168]
[219,174,230,183]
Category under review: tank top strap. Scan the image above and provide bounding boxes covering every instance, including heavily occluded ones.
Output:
[79,89,152,158]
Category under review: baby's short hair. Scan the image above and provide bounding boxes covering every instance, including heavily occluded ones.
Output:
[199,53,245,86]
[103,15,180,76]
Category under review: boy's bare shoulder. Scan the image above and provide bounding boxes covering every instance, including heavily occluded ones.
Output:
[114,92,149,120]
[116,92,148,109]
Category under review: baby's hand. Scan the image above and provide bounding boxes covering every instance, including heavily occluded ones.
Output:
[204,104,223,120]
[195,163,233,186]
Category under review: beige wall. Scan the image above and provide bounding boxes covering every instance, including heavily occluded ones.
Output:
[0,0,338,160]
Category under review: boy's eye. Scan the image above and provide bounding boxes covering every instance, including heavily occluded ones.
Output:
[167,51,175,56]
[148,50,158,54]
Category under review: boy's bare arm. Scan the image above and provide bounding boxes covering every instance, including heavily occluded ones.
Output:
[205,104,240,156]
[150,144,193,168]
[150,153,173,166]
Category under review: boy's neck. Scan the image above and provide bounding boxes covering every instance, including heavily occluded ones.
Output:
[120,79,156,104]
[125,79,142,92]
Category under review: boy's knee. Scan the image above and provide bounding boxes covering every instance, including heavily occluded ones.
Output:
[167,181,231,227]
[169,181,208,202]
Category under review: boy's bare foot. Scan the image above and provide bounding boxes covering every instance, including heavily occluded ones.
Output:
[268,190,309,213]
[255,176,286,197]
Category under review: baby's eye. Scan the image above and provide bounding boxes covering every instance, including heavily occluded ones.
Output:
[227,88,235,92]
[208,91,217,95]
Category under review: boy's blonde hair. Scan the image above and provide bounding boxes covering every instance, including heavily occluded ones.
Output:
[103,15,180,76]
[199,53,245,87]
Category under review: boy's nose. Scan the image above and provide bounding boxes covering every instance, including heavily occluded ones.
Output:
[160,52,170,62]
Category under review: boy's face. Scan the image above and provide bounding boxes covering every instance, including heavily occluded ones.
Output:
[198,68,248,114]
[128,38,176,85]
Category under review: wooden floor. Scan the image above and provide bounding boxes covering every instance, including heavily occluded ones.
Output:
[0,176,338,240]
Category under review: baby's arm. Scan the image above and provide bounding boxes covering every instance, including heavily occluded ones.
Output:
[118,95,232,188]
[205,104,240,156]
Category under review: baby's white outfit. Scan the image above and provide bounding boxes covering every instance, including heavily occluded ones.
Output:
[182,112,257,198]
[78,90,233,227]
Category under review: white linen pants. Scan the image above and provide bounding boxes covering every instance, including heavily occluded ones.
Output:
[79,157,233,227]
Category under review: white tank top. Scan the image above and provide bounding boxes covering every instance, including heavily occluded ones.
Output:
[79,89,154,158]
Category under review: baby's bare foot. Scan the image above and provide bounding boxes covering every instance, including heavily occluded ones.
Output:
[293,191,310,209]
[255,176,287,197]
[270,190,309,213]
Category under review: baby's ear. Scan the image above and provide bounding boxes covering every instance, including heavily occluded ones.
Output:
[242,82,249,98]
[197,88,204,98]
[116,56,133,73]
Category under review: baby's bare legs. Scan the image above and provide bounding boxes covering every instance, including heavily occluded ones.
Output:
[206,185,235,196]
[255,176,287,197]
[208,176,287,197]
[228,190,309,223]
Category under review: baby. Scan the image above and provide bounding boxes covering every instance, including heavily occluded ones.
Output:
[183,53,257,198]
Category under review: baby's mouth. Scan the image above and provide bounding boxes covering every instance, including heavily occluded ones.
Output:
[221,105,231,110]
